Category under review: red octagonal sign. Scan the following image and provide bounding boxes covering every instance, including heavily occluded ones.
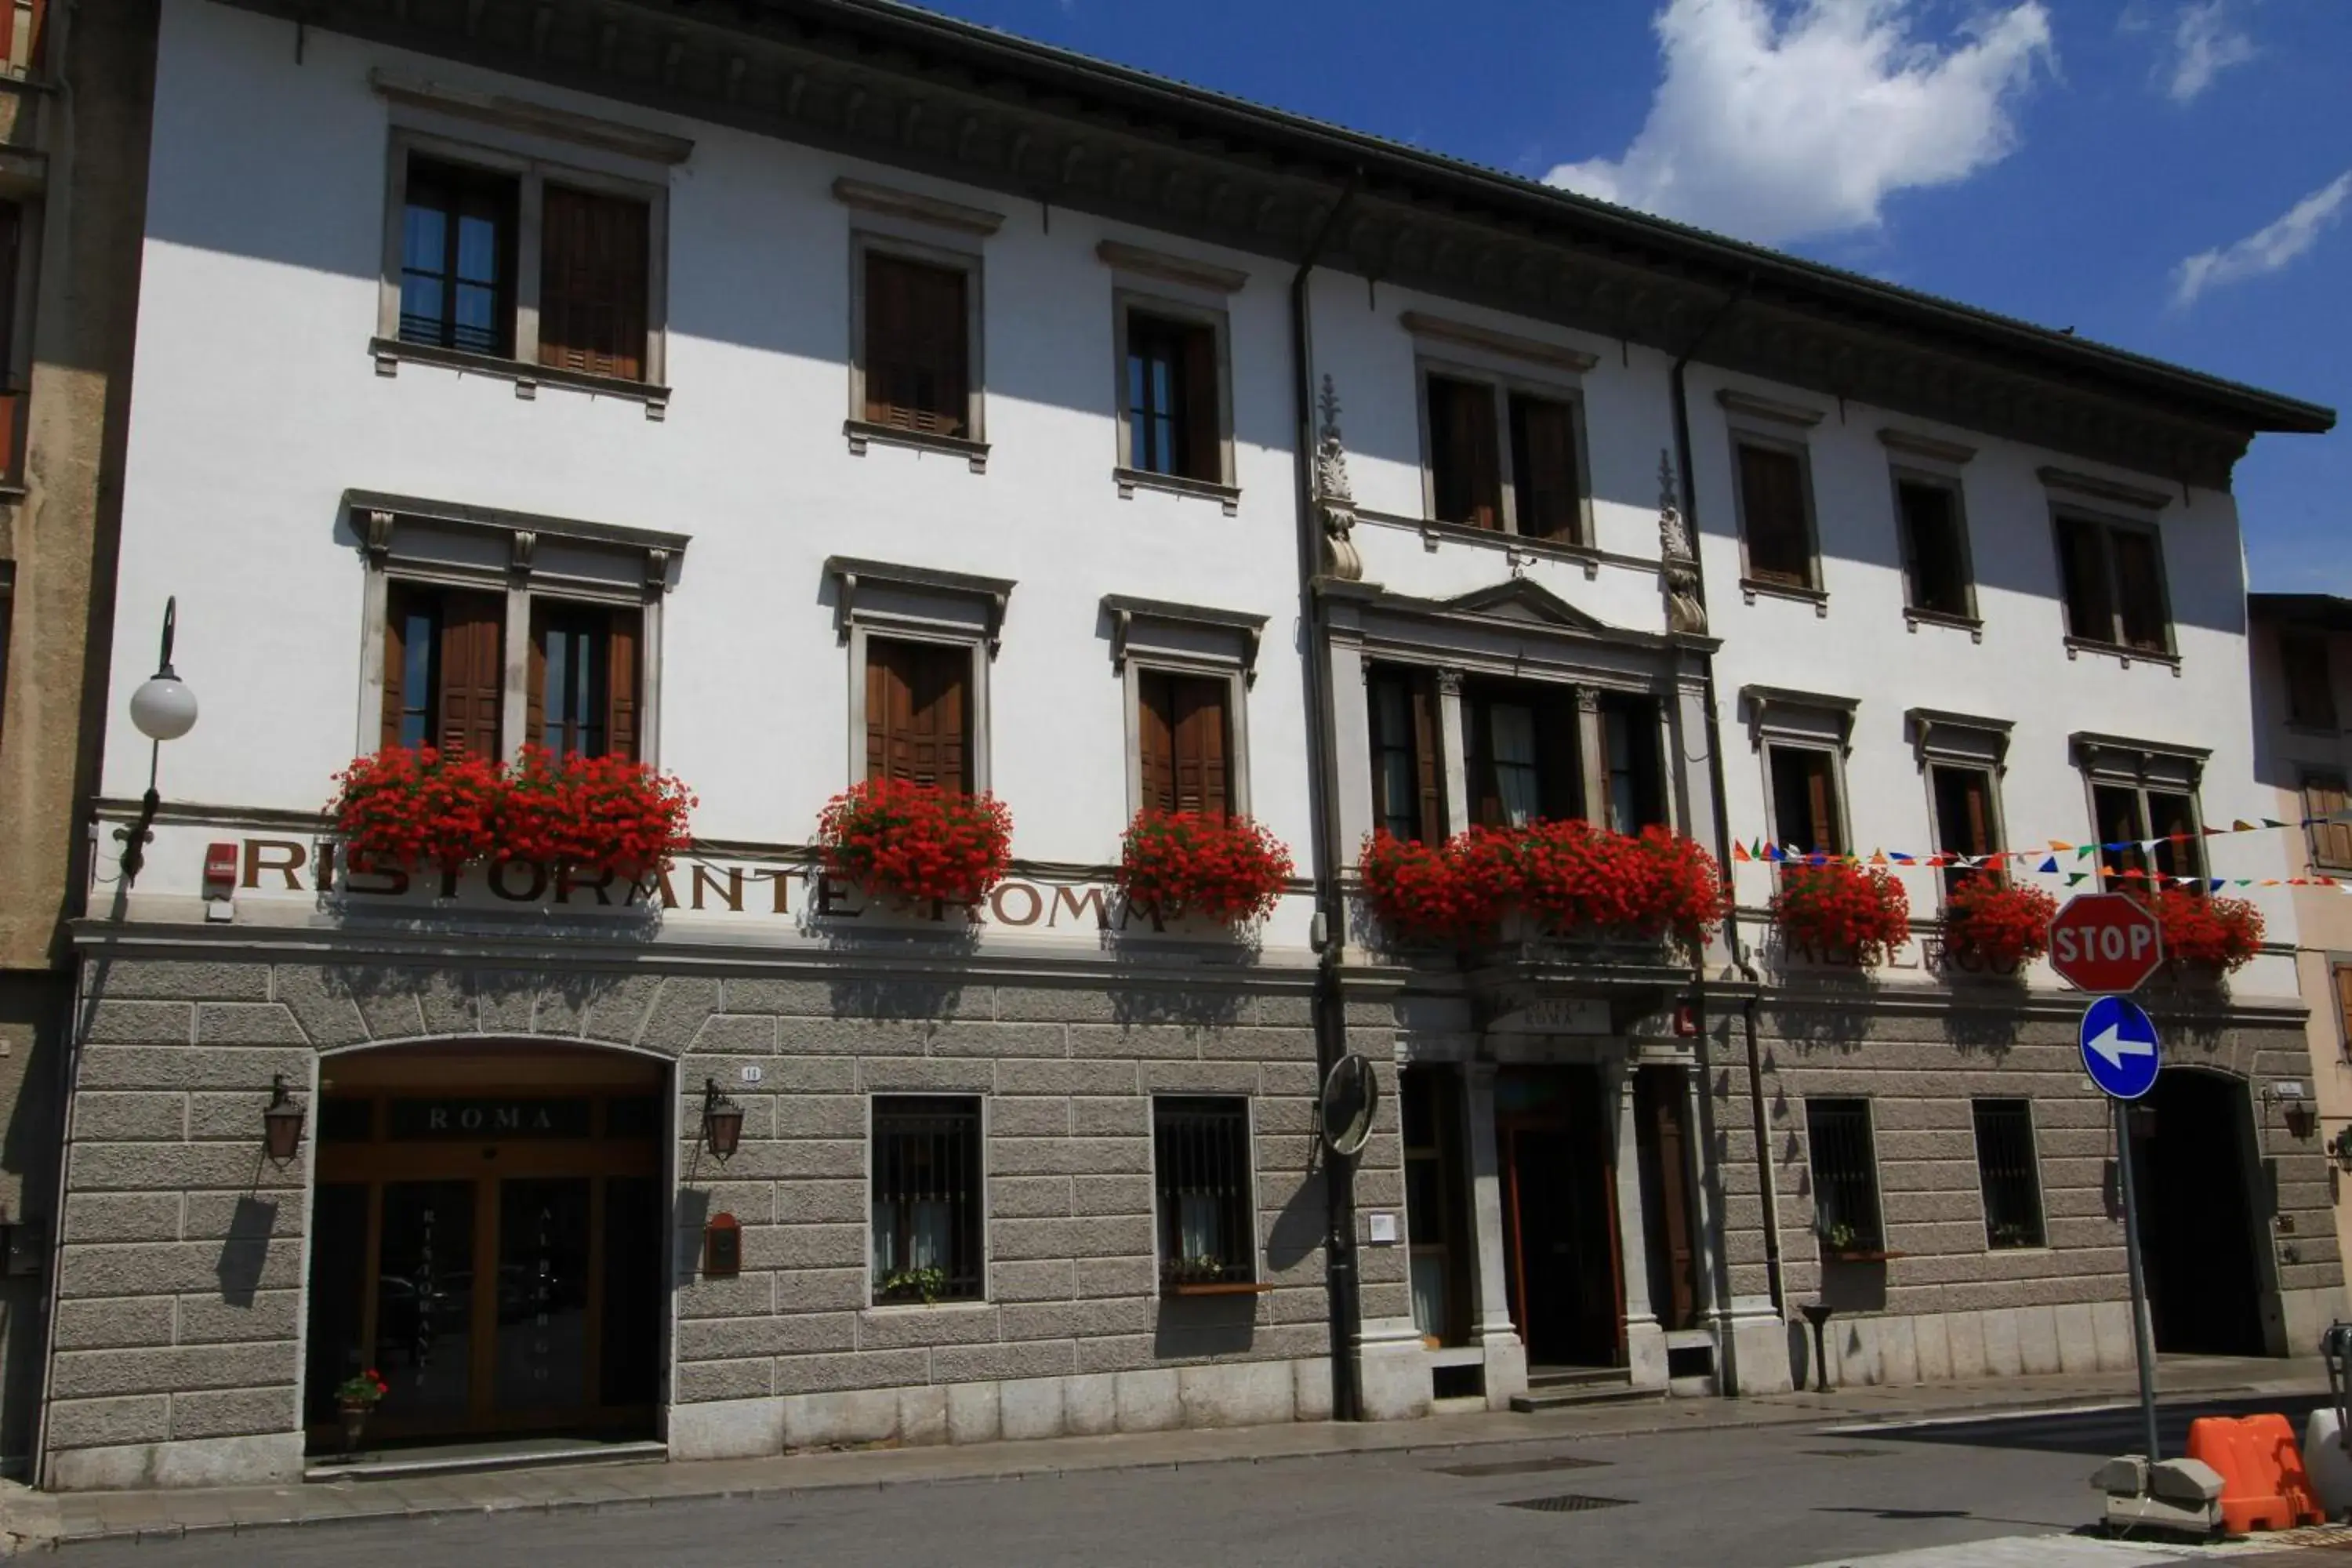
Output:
[2046,892,2165,993]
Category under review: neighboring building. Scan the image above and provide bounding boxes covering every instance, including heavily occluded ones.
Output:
[2250,593,2352,1298]
[0,0,159,1477]
[35,0,2339,1490]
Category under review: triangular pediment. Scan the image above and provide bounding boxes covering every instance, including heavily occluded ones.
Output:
[1442,578,1617,633]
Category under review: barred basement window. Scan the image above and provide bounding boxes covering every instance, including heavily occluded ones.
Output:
[1972,1099,2045,1250]
[870,1097,984,1305]
[1153,1097,1257,1292]
[1805,1098,1882,1254]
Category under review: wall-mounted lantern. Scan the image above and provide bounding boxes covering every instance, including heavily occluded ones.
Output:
[2285,1102,2319,1142]
[261,1073,305,1165]
[702,1078,744,1162]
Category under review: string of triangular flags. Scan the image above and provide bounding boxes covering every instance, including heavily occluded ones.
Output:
[1727,812,2352,893]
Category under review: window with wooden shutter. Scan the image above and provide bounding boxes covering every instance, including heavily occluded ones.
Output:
[1931,764,1999,902]
[1769,746,1842,856]
[1898,480,1971,617]
[399,158,518,358]
[2110,528,2169,652]
[1426,375,1500,530]
[528,602,641,760]
[864,252,970,436]
[382,583,503,759]
[1508,392,1581,542]
[2283,635,2338,729]
[1737,442,1812,586]
[1123,310,1222,482]
[2304,775,2352,871]
[1138,670,1232,819]
[866,637,971,792]
[2055,515,2114,643]
[1368,668,1445,844]
[2336,966,2352,1061]
[1599,695,1664,834]
[538,185,649,382]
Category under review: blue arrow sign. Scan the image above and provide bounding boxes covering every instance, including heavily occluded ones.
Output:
[2079,995,2161,1101]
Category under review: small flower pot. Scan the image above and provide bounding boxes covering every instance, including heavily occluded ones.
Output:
[337,1399,371,1453]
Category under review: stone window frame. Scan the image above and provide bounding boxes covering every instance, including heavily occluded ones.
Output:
[1879,428,1982,641]
[1105,270,1242,514]
[2071,731,2212,889]
[1102,595,1267,820]
[1407,314,1599,550]
[349,490,686,765]
[1148,1092,1265,1290]
[1906,708,2013,913]
[1743,686,1857,864]
[842,193,996,471]
[369,78,682,416]
[863,1091,995,1311]
[2042,467,2180,673]
[828,557,1014,795]
[1719,388,1829,614]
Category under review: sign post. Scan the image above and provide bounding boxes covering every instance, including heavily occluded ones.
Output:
[2053,891,2165,1464]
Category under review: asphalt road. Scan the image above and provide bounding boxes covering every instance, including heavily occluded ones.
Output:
[69,1397,2323,1568]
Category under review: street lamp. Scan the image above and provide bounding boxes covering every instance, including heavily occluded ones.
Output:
[118,597,198,883]
[702,1079,744,1162]
[261,1073,306,1166]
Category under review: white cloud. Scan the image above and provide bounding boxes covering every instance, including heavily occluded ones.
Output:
[2165,1,2256,103]
[1544,0,2056,246]
[2172,170,2352,308]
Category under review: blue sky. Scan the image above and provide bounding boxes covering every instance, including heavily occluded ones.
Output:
[916,0,2350,593]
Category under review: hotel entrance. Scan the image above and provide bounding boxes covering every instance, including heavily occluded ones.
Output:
[300,1045,669,1453]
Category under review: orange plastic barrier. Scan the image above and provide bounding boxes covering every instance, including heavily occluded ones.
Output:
[2185,1414,2324,1534]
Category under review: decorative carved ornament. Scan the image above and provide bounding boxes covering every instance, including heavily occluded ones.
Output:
[1657,449,1706,637]
[1314,374,1363,583]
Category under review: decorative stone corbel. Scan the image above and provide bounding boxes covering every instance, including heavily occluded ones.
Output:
[363,510,396,564]
[1657,449,1707,636]
[644,546,671,595]
[1313,375,1363,583]
[510,530,538,578]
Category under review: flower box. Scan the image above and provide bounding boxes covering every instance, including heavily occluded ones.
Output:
[328,745,693,880]
[1358,822,1722,952]
[331,746,503,873]
[1116,811,1294,927]
[817,779,1014,908]
[2153,887,2264,975]
[1770,863,1911,969]
[1940,880,2058,973]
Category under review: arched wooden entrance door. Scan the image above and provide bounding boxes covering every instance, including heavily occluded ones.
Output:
[300,1043,669,1453]
[2129,1068,2267,1357]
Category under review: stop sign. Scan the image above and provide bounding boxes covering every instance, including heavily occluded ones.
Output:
[2046,893,2164,993]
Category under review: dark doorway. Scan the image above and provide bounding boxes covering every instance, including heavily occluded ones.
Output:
[1497,1067,1622,1367]
[1634,1066,1701,1332]
[2129,1070,2267,1356]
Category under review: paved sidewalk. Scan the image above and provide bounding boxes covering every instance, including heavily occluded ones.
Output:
[0,1355,2328,1555]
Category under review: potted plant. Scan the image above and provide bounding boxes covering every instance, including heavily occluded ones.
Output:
[2153,887,2265,978]
[1359,829,1508,946]
[1116,810,1294,928]
[816,779,1014,909]
[877,1265,949,1305]
[1770,862,1911,968]
[329,746,503,873]
[1940,879,2058,975]
[495,745,697,881]
[335,1367,389,1451]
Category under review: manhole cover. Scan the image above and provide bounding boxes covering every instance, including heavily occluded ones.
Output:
[1803,1448,1896,1459]
[1502,1494,1635,1514]
[1436,1455,1610,1478]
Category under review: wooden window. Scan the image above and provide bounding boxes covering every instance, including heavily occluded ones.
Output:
[1465,683,1578,828]
[1125,310,1220,481]
[1368,667,1446,844]
[2336,965,2352,1062]
[1897,479,1970,618]
[2056,514,2171,654]
[399,158,517,358]
[538,185,649,383]
[1768,745,1842,856]
[1153,1097,1255,1291]
[528,603,641,760]
[1426,373,1500,530]
[865,637,970,792]
[1805,1098,1882,1253]
[2091,781,2205,888]
[2283,634,2338,730]
[1138,670,1232,819]
[1599,695,1664,834]
[1507,391,1581,542]
[2304,775,2352,871]
[1972,1100,2045,1250]
[380,583,505,759]
[1737,441,1813,587]
[863,252,969,437]
[1931,764,1999,902]
[869,1097,984,1305]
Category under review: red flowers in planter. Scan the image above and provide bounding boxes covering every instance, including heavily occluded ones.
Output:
[1769,862,1911,967]
[1940,879,2058,971]
[1359,822,1722,950]
[817,779,1014,907]
[330,745,695,880]
[1117,811,1294,926]
[2154,887,2265,973]
[497,746,695,881]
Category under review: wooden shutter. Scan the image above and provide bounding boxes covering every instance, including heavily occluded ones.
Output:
[1535,688,1580,822]
[1410,673,1444,843]
[1139,670,1175,814]
[2111,529,2167,652]
[539,186,649,382]
[2307,778,2352,870]
[526,600,550,753]
[437,590,504,760]
[2336,967,2352,1056]
[1805,756,1838,855]
[605,607,641,762]
[1430,377,1500,530]
[864,253,968,435]
[2056,517,2114,642]
[1737,444,1809,585]
[867,640,969,792]
[380,587,416,753]
[1512,394,1579,540]
[1171,677,1231,819]
[1181,324,1221,482]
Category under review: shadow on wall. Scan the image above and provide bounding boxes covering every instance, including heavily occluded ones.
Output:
[215,1194,279,1308]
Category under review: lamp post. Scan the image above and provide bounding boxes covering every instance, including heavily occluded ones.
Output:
[119,597,198,882]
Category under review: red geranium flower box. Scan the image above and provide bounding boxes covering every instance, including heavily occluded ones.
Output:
[1940,879,2058,972]
[2154,887,2264,974]
[1770,862,1911,968]
[1359,822,1722,953]
[1359,830,1508,946]
[817,779,1014,908]
[496,745,696,881]
[1117,811,1295,927]
[329,746,503,873]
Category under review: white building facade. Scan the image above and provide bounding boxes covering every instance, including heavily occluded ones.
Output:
[38,0,2339,1489]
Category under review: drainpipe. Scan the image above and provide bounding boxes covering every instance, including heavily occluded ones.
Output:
[1666,284,1788,1392]
[1288,172,1363,1421]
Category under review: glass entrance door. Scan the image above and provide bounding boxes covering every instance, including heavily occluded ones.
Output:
[377,1179,479,1422]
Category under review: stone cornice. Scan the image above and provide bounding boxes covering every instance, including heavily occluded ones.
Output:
[216,0,2328,488]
